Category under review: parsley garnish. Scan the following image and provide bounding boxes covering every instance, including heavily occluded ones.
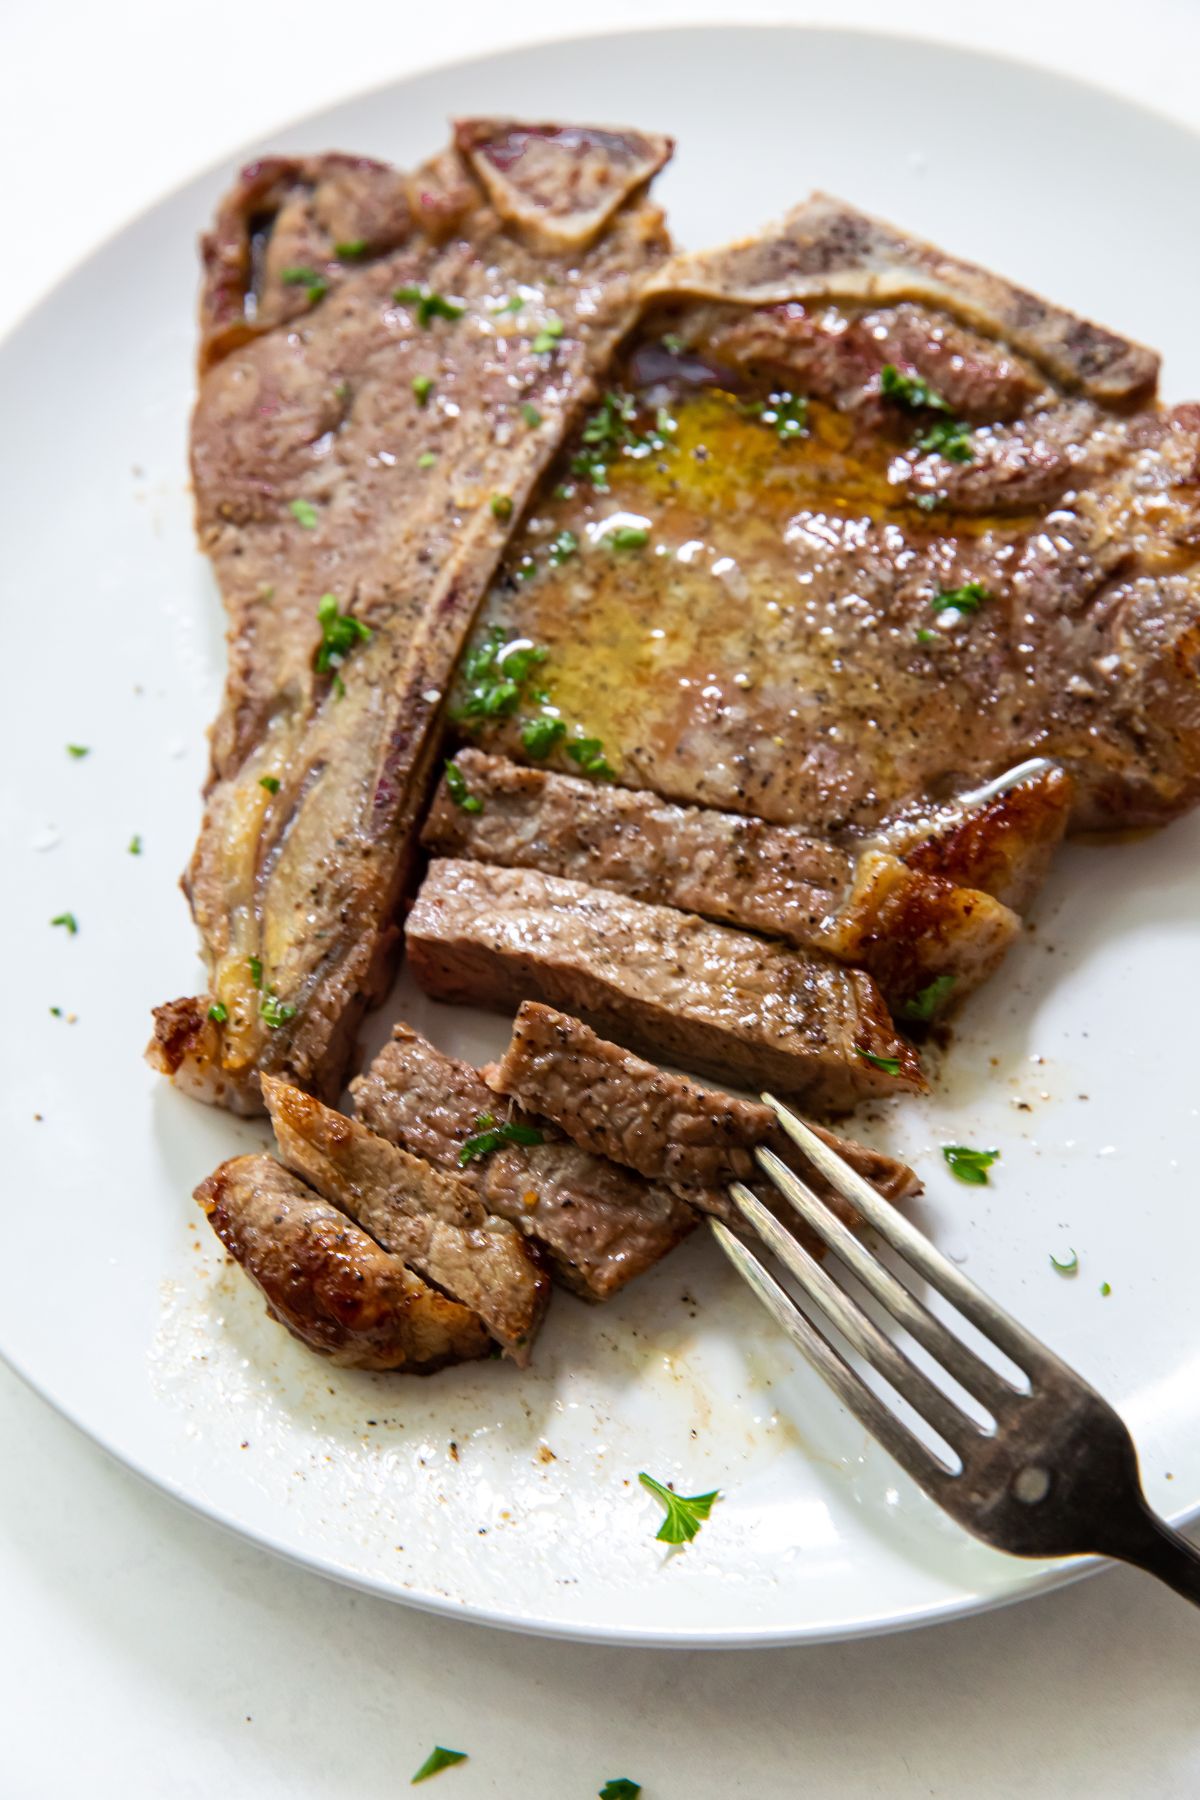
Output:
[495,294,524,315]
[1050,1247,1079,1276]
[531,315,564,354]
[943,1145,1000,1186]
[880,363,949,412]
[521,716,566,758]
[757,390,809,441]
[412,374,434,406]
[281,265,328,304]
[917,417,974,462]
[259,776,280,794]
[520,401,542,428]
[854,1046,900,1075]
[334,239,367,259]
[661,331,684,354]
[932,582,989,615]
[49,1006,62,1018]
[599,1784,641,1800]
[315,594,371,676]
[566,735,614,779]
[208,1001,228,1024]
[901,973,957,1022]
[573,389,674,489]
[247,956,262,988]
[1100,1280,1112,1296]
[490,493,513,521]
[411,1747,468,1784]
[549,529,578,565]
[66,743,90,759]
[51,912,78,935]
[444,760,483,814]
[916,627,938,645]
[418,451,437,469]
[128,833,142,855]
[915,491,942,514]
[608,525,649,551]
[456,628,547,722]
[638,1472,721,1544]
[260,989,297,1029]
[393,285,464,326]
[289,498,318,528]
[458,1113,545,1165]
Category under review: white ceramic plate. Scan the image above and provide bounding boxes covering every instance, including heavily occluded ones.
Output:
[3,25,1198,1648]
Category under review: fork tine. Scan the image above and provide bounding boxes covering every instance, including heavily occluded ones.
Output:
[754,1146,1019,1417]
[710,1220,954,1498]
[728,1183,981,1455]
[763,1096,1052,1376]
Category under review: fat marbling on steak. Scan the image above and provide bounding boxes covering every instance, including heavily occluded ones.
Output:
[406,860,925,1107]
[351,1023,696,1301]
[462,194,1200,839]
[148,118,673,1114]
[487,1002,920,1231]
[261,1075,549,1364]
[196,1154,491,1371]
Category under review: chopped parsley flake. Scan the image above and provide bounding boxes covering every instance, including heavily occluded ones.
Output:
[918,416,975,462]
[281,265,328,304]
[494,294,524,315]
[916,627,938,645]
[599,1784,641,1800]
[901,973,957,1022]
[608,525,649,551]
[260,989,297,1029]
[289,498,318,528]
[531,315,565,354]
[1101,1281,1112,1296]
[573,388,675,489]
[334,239,367,259]
[49,1006,62,1018]
[66,743,90,759]
[854,1046,900,1075]
[247,956,262,988]
[915,491,942,514]
[932,582,990,615]
[520,401,542,428]
[128,834,143,855]
[757,390,809,441]
[411,1748,468,1784]
[208,1001,228,1024]
[393,284,464,326]
[490,493,514,521]
[418,451,437,469]
[880,362,950,413]
[548,528,578,564]
[520,716,567,758]
[661,332,684,354]
[315,593,371,676]
[444,760,483,814]
[259,776,280,794]
[565,735,614,779]
[412,373,434,406]
[638,1472,721,1544]
[459,1115,545,1165]
[1050,1247,1079,1275]
[456,627,547,723]
[51,912,78,935]
[943,1144,1000,1186]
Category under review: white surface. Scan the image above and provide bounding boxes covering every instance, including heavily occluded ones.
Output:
[3,0,1200,1790]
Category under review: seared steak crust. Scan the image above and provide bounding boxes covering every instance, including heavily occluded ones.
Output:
[195,1154,490,1371]
[155,119,672,1113]
[406,860,924,1106]
[351,1024,696,1301]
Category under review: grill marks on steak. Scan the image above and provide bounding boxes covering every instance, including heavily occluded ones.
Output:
[260,1075,549,1363]
[195,1155,491,1371]
[152,119,673,1114]
[407,860,925,1107]
[465,197,1200,838]
[350,1024,696,1301]
[488,1003,921,1234]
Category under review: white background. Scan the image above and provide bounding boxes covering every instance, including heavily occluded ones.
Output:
[3,2,1199,1793]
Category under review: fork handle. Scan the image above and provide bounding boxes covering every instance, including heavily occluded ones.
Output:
[1102,1500,1200,1607]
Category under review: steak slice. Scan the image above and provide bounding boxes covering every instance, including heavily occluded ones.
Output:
[351,1024,696,1301]
[406,859,925,1107]
[260,1074,549,1363]
[462,195,1200,839]
[423,750,1074,1014]
[149,118,672,1114]
[486,1002,920,1229]
[195,1154,490,1371]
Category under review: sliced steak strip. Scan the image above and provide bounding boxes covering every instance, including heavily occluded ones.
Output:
[151,118,672,1114]
[351,1024,696,1302]
[195,1154,490,1371]
[406,860,925,1107]
[486,1002,920,1229]
[260,1074,548,1364]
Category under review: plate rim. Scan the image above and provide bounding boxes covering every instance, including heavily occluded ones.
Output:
[2,18,1196,1649]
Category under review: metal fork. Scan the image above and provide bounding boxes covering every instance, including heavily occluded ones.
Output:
[711,1096,1200,1606]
